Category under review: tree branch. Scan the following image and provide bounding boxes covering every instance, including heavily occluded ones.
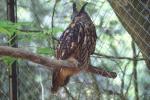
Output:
[0,46,117,78]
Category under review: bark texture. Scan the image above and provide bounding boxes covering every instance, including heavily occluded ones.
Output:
[0,46,117,78]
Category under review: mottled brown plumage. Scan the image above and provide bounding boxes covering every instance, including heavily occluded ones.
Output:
[51,2,97,93]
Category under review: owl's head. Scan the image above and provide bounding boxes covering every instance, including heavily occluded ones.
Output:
[71,2,88,20]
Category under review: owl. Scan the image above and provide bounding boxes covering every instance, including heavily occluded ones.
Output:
[51,2,97,93]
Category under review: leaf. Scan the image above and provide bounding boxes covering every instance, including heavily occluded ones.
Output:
[2,56,16,66]
[0,27,11,35]
[37,47,54,55]
[0,20,35,36]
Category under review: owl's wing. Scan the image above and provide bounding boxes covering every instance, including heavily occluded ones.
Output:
[56,22,84,60]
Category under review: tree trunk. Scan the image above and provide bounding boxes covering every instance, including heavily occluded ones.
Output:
[108,0,150,69]
[7,0,18,100]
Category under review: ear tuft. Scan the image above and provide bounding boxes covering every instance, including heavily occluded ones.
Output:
[71,2,78,20]
[79,2,88,13]
[73,2,77,13]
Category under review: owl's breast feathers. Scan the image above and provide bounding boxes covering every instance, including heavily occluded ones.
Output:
[57,15,97,62]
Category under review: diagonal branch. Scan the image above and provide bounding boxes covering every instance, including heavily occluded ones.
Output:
[0,46,72,69]
[0,46,117,78]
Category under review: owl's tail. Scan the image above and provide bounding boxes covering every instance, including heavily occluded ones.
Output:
[51,67,80,93]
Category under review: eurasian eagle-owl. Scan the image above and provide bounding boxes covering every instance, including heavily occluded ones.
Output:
[51,2,97,93]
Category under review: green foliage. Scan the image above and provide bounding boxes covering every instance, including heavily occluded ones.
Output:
[0,20,33,36]
[37,47,54,55]
[2,56,16,66]
[0,20,17,36]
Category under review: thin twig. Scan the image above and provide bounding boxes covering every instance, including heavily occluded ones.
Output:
[64,87,76,100]
[125,72,133,97]
[91,74,101,100]
[18,29,43,33]
[93,53,145,61]
[51,0,58,50]
[132,41,139,100]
